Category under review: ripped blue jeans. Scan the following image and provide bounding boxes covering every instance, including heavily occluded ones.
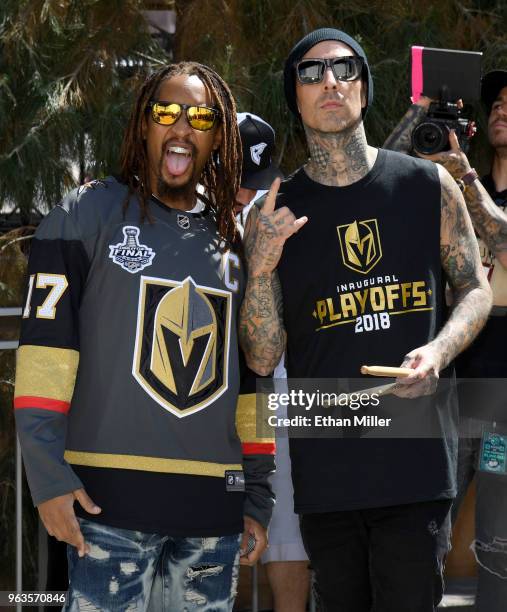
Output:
[64,518,241,612]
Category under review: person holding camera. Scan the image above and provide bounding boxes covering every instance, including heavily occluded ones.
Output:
[384,70,507,612]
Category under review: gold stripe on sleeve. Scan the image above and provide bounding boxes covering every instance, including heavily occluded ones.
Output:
[236,393,274,444]
[15,345,79,403]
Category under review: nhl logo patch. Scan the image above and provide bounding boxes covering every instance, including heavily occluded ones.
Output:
[109,226,155,274]
[177,214,190,230]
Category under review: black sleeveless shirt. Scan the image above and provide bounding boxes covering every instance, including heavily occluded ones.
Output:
[276,149,457,513]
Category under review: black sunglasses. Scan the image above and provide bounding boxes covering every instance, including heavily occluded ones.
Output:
[147,101,220,131]
[296,57,364,85]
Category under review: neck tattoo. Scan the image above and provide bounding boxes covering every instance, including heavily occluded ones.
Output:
[304,121,376,187]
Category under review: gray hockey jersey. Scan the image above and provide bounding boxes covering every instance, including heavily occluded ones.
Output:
[14,177,274,535]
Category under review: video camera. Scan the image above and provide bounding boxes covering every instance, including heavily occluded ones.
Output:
[410,46,482,155]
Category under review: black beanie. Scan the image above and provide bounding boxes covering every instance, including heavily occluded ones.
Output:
[283,28,374,118]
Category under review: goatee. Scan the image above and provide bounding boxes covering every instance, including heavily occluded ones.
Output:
[156,176,195,201]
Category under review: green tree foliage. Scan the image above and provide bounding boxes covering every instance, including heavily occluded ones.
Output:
[0,0,169,221]
[175,0,507,175]
[3,1,506,217]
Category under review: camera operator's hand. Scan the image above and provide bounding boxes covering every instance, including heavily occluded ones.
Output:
[416,129,472,180]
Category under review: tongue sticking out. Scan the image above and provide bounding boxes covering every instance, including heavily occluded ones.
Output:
[166,152,192,177]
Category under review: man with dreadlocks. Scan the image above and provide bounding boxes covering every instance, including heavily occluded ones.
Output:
[14,62,275,610]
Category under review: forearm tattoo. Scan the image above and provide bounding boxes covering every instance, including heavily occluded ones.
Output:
[239,206,286,374]
[434,168,492,367]
[383,104,427,154]
[464,180,507,263]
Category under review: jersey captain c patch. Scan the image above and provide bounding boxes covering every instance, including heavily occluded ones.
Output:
[133,275,231,418]
[337,219,382,275]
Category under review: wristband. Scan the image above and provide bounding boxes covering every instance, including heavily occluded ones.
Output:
[461,168,479,186]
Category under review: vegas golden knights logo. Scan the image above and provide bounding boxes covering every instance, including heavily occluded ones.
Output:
[336,219,382,275]
[133,276,231,418]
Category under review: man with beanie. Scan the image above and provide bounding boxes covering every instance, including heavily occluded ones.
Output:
[385,70,507,612]
[239,28,492,611]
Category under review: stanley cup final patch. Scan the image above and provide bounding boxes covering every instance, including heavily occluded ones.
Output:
[109,226,156,273]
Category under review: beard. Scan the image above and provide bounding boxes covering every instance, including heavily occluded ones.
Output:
[489,118,507,147]
[489,133,507,150]
[156,175,196,201]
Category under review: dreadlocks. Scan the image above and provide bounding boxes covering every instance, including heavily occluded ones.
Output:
[119,62,242,247]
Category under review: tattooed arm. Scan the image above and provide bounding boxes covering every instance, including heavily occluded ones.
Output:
[383,97,432,154]
[238,179,308,376]
[239,205,286,376]
[395,165,491,398]
[432,165,492,362]
[420,130,507,268]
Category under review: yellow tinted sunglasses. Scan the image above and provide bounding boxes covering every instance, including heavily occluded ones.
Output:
[148,101,220,131]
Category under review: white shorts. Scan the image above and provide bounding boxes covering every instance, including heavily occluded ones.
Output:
[261,362,308,564]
